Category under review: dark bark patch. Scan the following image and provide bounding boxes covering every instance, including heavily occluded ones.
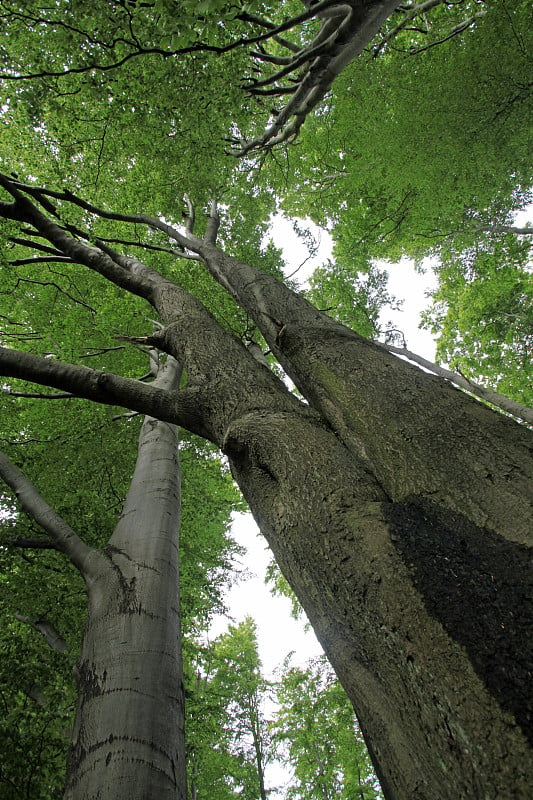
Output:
[384,499,533,742]
[76,660,105,700]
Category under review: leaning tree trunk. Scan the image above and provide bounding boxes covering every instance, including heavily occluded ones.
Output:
[193,243,533,800]
[222,388,532,800]
[64,359,187,800]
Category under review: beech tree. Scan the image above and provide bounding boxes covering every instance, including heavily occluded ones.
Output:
[0,2,532,800]
[272,654,381,799]
[190,617,273,800]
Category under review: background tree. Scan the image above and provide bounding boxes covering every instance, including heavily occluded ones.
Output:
[0,343,240,798]
[272,655,382,800]
[280,0,532,256]
[187,618,274,800]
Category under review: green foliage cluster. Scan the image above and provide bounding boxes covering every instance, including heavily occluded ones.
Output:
[272,655,382,800]
[0,620,75,799]
[307,258,401,339]
[279,1,532,255]
[186,617,272,799]
[422,232,533,405]
[0,0,271,217]
[185,619,381,799]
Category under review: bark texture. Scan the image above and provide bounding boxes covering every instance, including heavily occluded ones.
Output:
[65,362,186,800]
[224,407,532,800]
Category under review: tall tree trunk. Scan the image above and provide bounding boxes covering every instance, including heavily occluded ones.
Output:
[250,706,267,800]
[223,386,532,800]
[193,244,533,800]
[64,359,187,800]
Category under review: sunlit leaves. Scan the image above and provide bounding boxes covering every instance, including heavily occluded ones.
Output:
[422,232,533,405]
[278,0,532,258]
[307,258,399,339]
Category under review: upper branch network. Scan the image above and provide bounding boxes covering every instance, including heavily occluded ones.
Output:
[234,0,401,154]
[0,0,485,154]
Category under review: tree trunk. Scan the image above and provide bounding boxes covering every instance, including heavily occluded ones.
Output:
[193,245,533,800]
[223,390,532,800]
[250,705,267,800]
[64,361,187,800]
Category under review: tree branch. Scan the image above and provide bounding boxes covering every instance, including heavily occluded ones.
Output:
[0,3,340,82]
[3,389,78,399]
[475,224,533,236]
[383,344,533,425]
[10,256,75,266]
[0,173,202,256]
[407,10,486,55]
[0,346,206,435]
[0,174,158,300]
[14,613,68,652]
[0,451,95,576]
[10,236,68,256]
[234,1,401,154]
[11,276,97,314]
[372,0,443,57]
[205,200,220,244]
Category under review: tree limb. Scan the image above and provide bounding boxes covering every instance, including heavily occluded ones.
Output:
[0,2,339,82]
[0,451,96,576]
[383,344,533,425]
[3,389,78,399]
[407,10,486,55]
[0,173,200,257]
[14,613,68,651]
[10,256,75,266]
[234,1,401,154]
[372,0,443,57]
[0,346,206,435]
[0,177,176,303]
[475,224,533,236]
[11,276,97,314]
[205,200,220,244]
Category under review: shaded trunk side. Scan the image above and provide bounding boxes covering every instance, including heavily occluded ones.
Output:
[222,407,532,800]
[65,363,186,800]
[198,245,533,543]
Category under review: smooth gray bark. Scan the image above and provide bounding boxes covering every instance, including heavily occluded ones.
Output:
[64,359,187,800]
